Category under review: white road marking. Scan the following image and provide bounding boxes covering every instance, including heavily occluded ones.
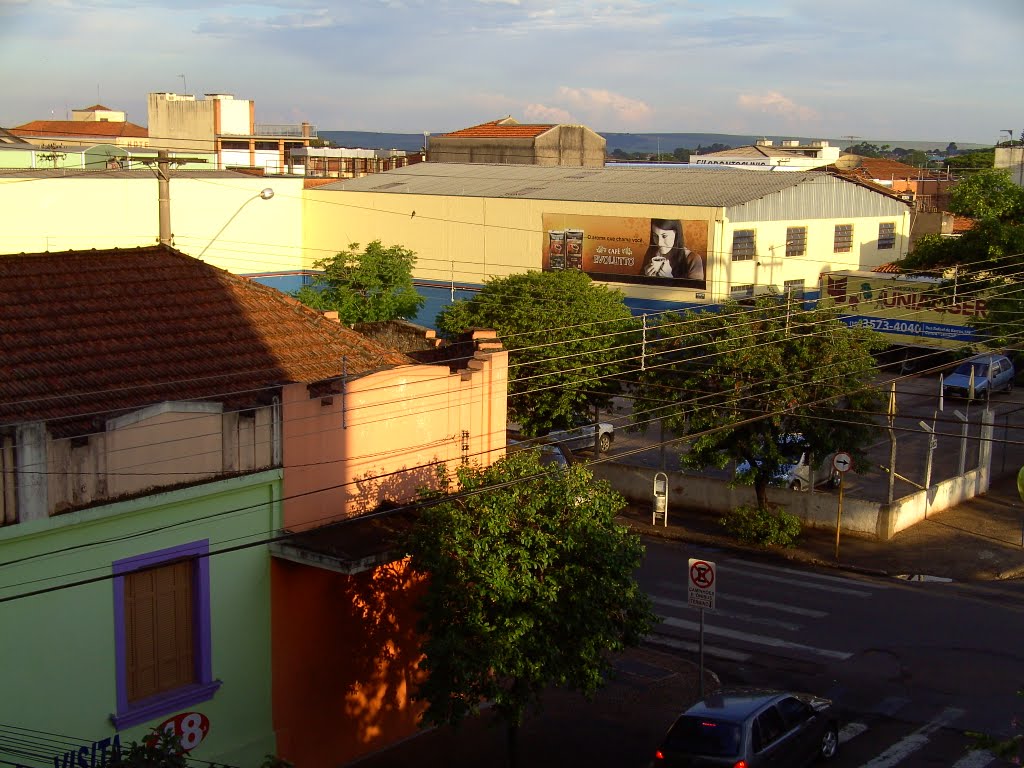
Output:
[839,722,868,743]
[662,616,852,660]
[644,633,751,662]
[721,568,876,597]
[652,595,801,631]
[873,696,911,717]
[721,557,889,587]
[952,749,996,768]
[654,581,829,617]
[859,707,965,768]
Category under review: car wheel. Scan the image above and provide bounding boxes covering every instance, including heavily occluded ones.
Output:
[598,433,612,453]
[789,480,801,491]
[1007,380,1014,394]
[819,723,839,760]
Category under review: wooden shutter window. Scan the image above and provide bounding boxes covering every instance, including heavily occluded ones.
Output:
[125,560,195,702]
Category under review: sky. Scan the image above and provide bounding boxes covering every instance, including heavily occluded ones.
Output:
[1,0,1021,145]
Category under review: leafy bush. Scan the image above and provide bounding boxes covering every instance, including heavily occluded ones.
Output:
[720,504,801,547]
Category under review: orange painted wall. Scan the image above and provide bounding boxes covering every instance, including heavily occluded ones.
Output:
[271,556,427,767]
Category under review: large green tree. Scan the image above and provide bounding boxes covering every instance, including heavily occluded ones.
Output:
[293,240,424,324]
[436,269,636,436]
[902,168,1024,345]
[405,449,654,767]
[634,298,884,510]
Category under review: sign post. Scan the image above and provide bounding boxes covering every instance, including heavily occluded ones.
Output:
[688,558,716,697]
[832,452,853,560]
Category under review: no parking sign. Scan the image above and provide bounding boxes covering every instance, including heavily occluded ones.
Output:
[687,558,716,611]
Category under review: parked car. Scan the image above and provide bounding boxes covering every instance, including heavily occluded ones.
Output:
[509,415,614,454]
[734,434,839,491]
[545,415,614,453]
[942,353,1015,399]
[649,687,839,767]
[506,439,570,469]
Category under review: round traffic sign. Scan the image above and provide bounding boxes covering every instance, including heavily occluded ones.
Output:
[832,451,853,473]
[689,560,715,589]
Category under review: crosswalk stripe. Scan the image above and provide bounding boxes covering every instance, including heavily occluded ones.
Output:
[859,707,965,768]
[652,595,801,631]
[654,581,829,617]
[720,557,889,588]
[718,568,875,597]
[662,616,852,660]
[644,633,751,662]
[839,722,868,743]
[952,749,995,768]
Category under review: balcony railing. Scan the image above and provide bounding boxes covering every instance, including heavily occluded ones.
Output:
[252,123,317,138]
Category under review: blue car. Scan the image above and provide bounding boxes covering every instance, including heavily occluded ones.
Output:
[942,354,1015,399]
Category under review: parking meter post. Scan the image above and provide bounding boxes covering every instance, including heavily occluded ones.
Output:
[698,608,705,699]
[652,472,669,527]
[834,473,844,561]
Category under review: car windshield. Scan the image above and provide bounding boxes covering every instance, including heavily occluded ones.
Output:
[663,716,742,757]
[954,362,990,378]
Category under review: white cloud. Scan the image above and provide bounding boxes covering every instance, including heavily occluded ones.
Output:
[523,103,572,122]
[556,86,651,123]
[737,91,818,122]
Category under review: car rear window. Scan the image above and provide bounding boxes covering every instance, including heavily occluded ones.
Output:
[663,716,742,757]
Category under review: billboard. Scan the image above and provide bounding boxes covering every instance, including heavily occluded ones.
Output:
[541,214,708,290]
[821,272,984,349]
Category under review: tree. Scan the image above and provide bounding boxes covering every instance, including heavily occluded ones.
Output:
[902,168,1024,345]
[435,269,636,436]
[633,298,884,510]
[672,147,692,162]
[293,240,424,324]
[404,449,655,767]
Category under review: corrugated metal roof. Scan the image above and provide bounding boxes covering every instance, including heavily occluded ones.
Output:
[320,162,825,207]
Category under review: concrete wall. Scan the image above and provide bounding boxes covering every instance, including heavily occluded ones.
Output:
[0,172,306,277]
[429,135,539,165]
[590,460,991,541]
[280,336,508,530]
[533,125,606,167]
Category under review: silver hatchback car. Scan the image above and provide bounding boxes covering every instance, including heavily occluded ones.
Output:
[942,354,1015,399]
[650,688,839,767]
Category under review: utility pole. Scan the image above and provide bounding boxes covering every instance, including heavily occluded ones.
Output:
[157,151,172,246]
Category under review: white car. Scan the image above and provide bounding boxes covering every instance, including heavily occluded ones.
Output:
[735,435,839,492]
[545,417,614,454]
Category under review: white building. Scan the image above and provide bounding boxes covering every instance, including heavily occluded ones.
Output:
[690,139,842,171]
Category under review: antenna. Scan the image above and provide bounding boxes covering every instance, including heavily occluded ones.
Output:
[842,135,862,150]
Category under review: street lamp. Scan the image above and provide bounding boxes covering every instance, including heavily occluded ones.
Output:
[196,188,274,261]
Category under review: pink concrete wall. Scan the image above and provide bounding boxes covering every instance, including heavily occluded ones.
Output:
[281,340,508,530]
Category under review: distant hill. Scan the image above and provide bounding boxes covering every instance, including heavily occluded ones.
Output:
[319,130,987,155]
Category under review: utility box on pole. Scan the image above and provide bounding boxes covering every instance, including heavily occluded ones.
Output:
[652,472,669,527]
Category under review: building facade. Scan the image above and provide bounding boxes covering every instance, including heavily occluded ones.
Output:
[690,139,841,170]
[428,117,606,167]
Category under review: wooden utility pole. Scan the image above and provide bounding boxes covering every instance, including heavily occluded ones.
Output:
[157,150,172,245]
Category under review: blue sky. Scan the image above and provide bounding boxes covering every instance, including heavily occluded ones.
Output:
[1,0,1020,144]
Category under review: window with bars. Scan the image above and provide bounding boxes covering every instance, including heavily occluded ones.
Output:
[731,229,756,261]
[834,224,853,253]
[730,283,754,299]
[878,222,896,250]
[784,279,805,299]
[113,541,219,728]
[785,227,807,257]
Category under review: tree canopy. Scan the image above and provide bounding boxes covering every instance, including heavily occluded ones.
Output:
[435,269,636,436]
[902,169,1024,346]
[633,298,884,510]
[405,449,654,765]
[293,240,424,324]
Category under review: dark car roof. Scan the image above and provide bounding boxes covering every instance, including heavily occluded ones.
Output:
[682,688,789,721]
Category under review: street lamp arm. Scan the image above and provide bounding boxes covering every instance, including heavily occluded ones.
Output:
[196,188,274,261]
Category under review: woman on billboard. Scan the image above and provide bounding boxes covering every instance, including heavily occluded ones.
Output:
[642,219,704,280]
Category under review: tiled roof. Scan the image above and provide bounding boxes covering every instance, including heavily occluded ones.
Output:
[952,215,976,233]
[436,119,555,139]
[0,245,412,436]
[81,104,112,111]
[11,120,148,139]
[696,145,798,159]
[321,162,877,208]
[820,156,940,181]
[872,263,903,273]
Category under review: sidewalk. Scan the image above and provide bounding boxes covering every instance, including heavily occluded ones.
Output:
[620,470,1024,582]
[347,472,1024,768]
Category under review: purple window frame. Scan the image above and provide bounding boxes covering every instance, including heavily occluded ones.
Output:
[111,540,220,729]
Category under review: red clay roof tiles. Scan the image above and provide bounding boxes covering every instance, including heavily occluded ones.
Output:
[437,119,554,139]
[0,245,412,436]
[11,120,148,139]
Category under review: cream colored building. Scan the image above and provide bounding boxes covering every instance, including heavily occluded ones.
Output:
[690,139,842,170]
[147,92,314,174]
[303,163,912,318]
[428,117,606,167]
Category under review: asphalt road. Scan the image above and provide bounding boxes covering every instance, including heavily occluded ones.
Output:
[637,536,1024,767]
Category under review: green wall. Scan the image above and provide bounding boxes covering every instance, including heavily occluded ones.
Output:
[0,471,282,767]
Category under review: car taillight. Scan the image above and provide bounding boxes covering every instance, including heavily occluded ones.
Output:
[653,749,664,761]
[732,761,747,768]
